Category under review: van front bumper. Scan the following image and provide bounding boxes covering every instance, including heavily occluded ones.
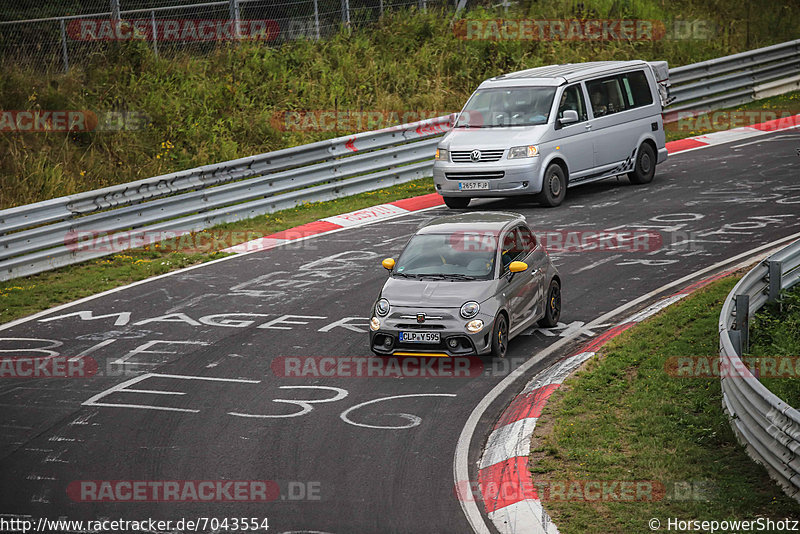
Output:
[433,158,542,197]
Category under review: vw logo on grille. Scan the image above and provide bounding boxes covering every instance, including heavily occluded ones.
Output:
[470,149,481,162]
[416,313,426,323]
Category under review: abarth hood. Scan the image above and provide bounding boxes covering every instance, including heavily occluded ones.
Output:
[380,277,498,308]
[441,125,549,150]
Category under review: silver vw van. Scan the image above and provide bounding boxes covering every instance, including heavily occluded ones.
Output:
[433,61,670,208]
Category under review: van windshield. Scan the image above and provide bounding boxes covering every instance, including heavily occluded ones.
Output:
[455,87,556,128]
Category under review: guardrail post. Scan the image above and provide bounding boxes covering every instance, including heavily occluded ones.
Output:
[768,260,783,302]
[59,19,69,73]
[734,294,750,354]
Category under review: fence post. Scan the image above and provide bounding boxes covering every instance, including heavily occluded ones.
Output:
[229,0,241,38]
[734,294,750,354]
[59,19,69,73]
[110,0,121,21]
[341,0,350,26]
[379,0,384,18]
[313,0,321,40]
[150,10,158,57]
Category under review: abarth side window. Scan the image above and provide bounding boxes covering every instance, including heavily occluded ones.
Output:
[557,84,588,123]
[500,226,526,272]
[518,225,537,256]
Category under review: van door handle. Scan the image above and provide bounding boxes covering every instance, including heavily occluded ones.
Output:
[584,124,592,130]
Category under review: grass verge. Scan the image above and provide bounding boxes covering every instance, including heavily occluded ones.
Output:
[529,276,800,533]
[0,178,434,325]
[749,284,800,407]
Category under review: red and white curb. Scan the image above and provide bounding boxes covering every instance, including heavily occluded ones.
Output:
[477,269,735,534]
[665,114,800,154]
[221,193,445,254]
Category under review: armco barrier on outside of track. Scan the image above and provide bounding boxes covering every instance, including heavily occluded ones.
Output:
[223,114,800,256]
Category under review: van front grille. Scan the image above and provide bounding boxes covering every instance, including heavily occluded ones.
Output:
[451,149,505,163]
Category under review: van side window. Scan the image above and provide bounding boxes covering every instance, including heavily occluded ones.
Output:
[586,76,627,116]
[621,70,653,107]
[557,84,588,123]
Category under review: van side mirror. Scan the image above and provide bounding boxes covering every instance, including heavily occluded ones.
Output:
[559,110,579,125]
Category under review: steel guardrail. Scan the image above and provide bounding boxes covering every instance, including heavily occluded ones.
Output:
[719,239,800,501]
[2,39,800,281]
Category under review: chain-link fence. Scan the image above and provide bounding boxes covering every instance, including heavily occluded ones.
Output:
[0,0,462,72]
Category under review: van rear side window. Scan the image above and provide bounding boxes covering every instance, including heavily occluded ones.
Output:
[587,70,653,117]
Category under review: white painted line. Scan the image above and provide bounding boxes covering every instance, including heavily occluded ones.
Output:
[480,417,539,469]
[221,237,287,254]
[621,293,688,324]
[487,499,558,534]
[82,372,261,414]
[455,230,800,534]
[69,338,116,362]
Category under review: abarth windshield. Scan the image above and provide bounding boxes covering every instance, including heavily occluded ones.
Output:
[394,233,498,280]
[454,86,556,128]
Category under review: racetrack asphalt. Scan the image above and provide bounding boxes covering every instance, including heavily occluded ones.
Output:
[1,129,799,533]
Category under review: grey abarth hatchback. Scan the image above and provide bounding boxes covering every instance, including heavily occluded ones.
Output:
[369,212,561,358]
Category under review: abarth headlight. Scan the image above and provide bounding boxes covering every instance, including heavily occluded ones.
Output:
[376,298,390,317]
[460,301,480,319]
[370,317,381,331]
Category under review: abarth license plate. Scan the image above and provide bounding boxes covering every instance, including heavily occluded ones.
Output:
[459,181,489,191]
[399,331,441,343]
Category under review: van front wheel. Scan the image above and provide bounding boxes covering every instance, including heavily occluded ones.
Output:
[537,164,567,207]
[628,143,656,185]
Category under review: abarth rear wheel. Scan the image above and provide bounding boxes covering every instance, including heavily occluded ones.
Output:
[538,279,561,328]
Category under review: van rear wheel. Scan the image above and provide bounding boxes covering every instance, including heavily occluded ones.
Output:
[628,143,656,185]
[537,164,567,207]
[443,196,470,209]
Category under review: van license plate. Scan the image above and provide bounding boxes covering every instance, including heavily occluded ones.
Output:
[459,181,489,191]
[399,332,440,343]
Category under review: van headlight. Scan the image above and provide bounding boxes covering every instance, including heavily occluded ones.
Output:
[435,148,449,161]
[508,145,539,158]
[376,298,390,317]
[460,301,480,319]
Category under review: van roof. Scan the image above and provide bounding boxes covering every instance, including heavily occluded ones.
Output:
[480,60,650,88]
